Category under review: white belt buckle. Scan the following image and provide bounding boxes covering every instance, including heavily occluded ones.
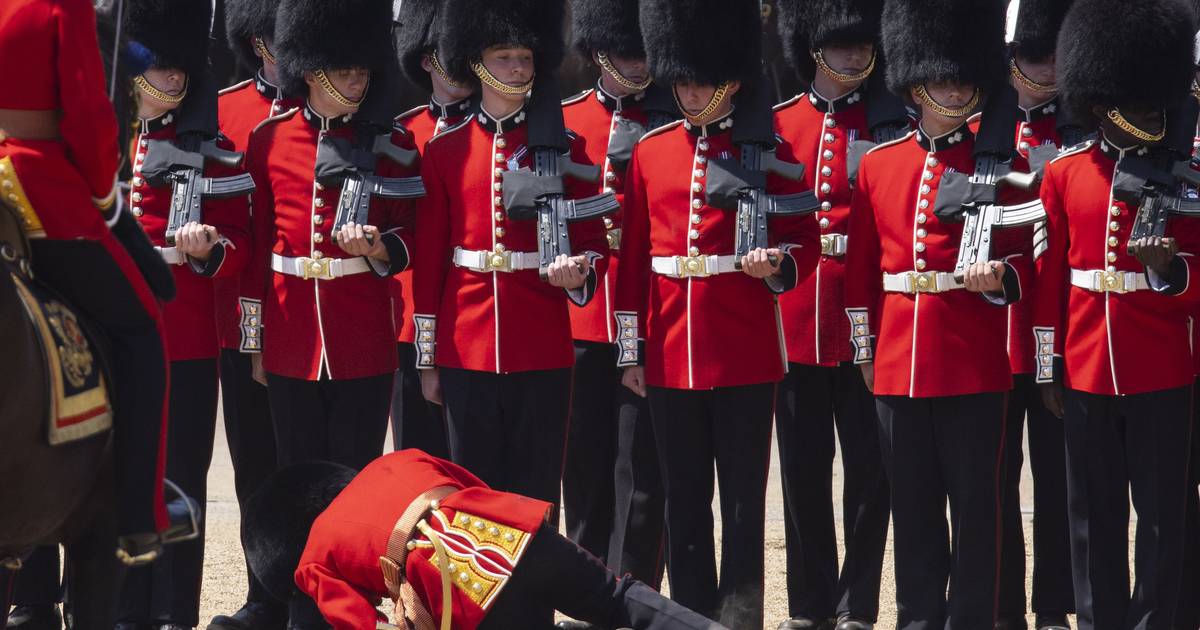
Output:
[1097,270,1127,293]
[909,272,939,293]
[299,257,333,280]
[820,235,836,256]
[483,247,513,273]
[675,254,709,278]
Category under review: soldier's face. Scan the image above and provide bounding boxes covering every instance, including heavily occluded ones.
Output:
[326,67,371,102]
[674,81,740,124]
[136,67,187,117]
[1096,104,1166,146]
[1012,54,1056,97]
[597,52,649,97]
[421,54,474,102]
[481,46,535,102]
[819,43,874,77]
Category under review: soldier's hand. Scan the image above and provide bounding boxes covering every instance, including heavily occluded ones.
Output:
[336,223,386,259]
[621,366,647,398]
[1129,235,1179,275]
[859,363,875,393]
[547,254,589,289]
[741,247,783,279]
[964,260,1005,294]
[420,368,443,405]
[175,222,218,261]
[1040,382,1065,419]
[250,353,266,387]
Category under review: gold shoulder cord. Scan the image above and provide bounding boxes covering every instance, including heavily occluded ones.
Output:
[812,49,875,84]
[676,82,731,125]
[1106,108,1166,143]
[914,84,979,118]
[471,62,534,95]
[1009,58,1056,93]
[428,52,465,89]
[312,70,364,108]
[133,74,187,105]
[253,37,276,65]
[597,52,652,91]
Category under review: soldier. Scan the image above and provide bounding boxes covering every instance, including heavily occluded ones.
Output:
[617,1,819,626]
[559,0,667,593]
[241,0,416,474]
[994,2,1076,629]
[1035,0,1200,626]
[387,0,469,460]
[412,0,608,516]
[115,0,254,627]
[771,1,891,628]
[843,0,1024,627]
[206,1,301,629]
[241,452,726,630]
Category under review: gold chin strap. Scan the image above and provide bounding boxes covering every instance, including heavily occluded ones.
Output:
[1009,58,1056,93]
[1107,108,1166,143]
[253,37,276,65]
[428,52,465,89]
[812,49,875,84]
[597,52,651,91]
[133,74,187,105]
[676,82,732,126]
[471,61,533,95]
[914,84,980,119]
[1192,78,1200,101]
[313,70,366,109]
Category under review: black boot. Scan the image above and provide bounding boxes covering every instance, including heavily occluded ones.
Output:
[1034,615,1071,630]
[6,606,61,630]
[116,480,200,566]
[207,603,287,630]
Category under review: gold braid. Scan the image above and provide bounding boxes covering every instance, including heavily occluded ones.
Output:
[597,52,651,91]
[253,37,276,65]
[812,49,875,84]
[1106,108,1165,143]
[428,52,465,89]
[675,82,732,126]
[471,62,533,95]
[914,84,980,118]
[312,70,365,108]
[1009,58,1056,93]
[133,74,187,104]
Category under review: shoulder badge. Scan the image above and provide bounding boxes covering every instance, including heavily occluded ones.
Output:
[250,106,299,135]
[1049,139,1096,165]
[218,78,254,96]
[397,104,429,123]
[639,119,683,143]
[865,130,917,155]
[773,94,804,112]
[561,89,593,107]
[426,117,471,145]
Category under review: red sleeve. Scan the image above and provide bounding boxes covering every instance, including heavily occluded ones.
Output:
[1032,163,1069,383]
[766,139,820,291]
[989,223,1035,307]
[238,125,275,352]
[411,142,452,369]
[565,137,609,306]
[56,0,121,208]
[192,140,251,279]
[1163,215,1200,303]
[294,561,386,630]
[612,142,651,368]
[843,156,882,365]
[369,131,421,277]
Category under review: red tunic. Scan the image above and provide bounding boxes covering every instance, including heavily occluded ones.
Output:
[129,115,251,362]
[613,116,821,390]
[773,89,869,366]
[843,123,1032,398]
[295,449,552,630]
[561,87,650,344]
[244,106,418,380]
[215,74,302,352]
[411,107,609,374]
[391,100,471,346]
[1032,137,1200,396]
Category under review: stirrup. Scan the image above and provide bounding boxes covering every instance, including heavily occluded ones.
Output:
[115,480,200,566]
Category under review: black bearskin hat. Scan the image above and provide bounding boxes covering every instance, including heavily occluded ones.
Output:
[881,0,1008,98]
[641,0,763,87]
[777,0,883,82]
[1011,0,1073,63]
[123,0,212,78]
[396,0,441,92]
[571,0,645,60]
[1057,0,1196,125]
[438,0,567,86]
[225,0,283,72]
[242,462,357,601]
[275,0,397,97]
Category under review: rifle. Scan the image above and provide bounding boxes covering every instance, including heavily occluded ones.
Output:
[502,72,621,281]
[704,76,819,268]
[315,132,425,238]
[139,70,256,246]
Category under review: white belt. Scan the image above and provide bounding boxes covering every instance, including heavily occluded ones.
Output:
[820,233,848,257]
[155,246,186,265]
[650,254,739,278]
[882,271,964,294]
[271,253,370,280]
[452,246,540,273]
[1070,268,1150,293]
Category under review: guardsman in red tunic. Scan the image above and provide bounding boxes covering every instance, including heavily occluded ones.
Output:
[242,0,417,471]
[618,1,819,626]
[844,1,1026,627]
[1034,1,1200,626]
[994,3,1077,629]
[241,453,727,630]
[116,1,254,628]
[771,2,891,628]
[386,0,473,461]
[209,1,301,628]
[412,0,608,532]
[558,0,667,594]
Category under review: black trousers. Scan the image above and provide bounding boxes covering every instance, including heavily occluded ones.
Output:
[31,240,166,537]
[219,350,283,612]
[9,546,60,608]
[776,363,889,623]
[481,523,724,630]
[119,359,219,627]
[564,341,665,586]
[646,382,775,630]
[440,367,572,509]
[876,392,1006,630]
[1063,386,1192,630]
[265,372,393,470]
[997,374,1075,624]
[389,343,449,458]
[1175,378,1200,630]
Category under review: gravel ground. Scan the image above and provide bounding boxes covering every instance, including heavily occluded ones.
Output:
[196,401,1061,630]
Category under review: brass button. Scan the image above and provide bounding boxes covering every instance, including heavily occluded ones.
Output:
[691,199,702,209]
[689,246,700,256]
[692,182,702,193]
[821,166,833,177]
[494,211,504,221]
[824,133,835,144]
[1109,221,1120,232]
[926,157,938,168]
[919,199,930,209]
[495,168,504,177]
[693,169,705,178]
[819,218,830,229]
[605,171,616,182]
[494,196,503,207]
[493,182,502,191]
[820,183,832,194]
[1110,205,1121,217]
[495,227,505,237]
[313,233,324,243]
[314,198,325,208]
[1108,236,1119,247]
[696,155,707,164]
[495,153,505,162]
[915,242,926,252]
[312,250,324,259]
[917,213,927,224]
[823,150,834,160]
[689,229,699,239]
[825,118,836,128]
[132,207,143,217]
[920,185,930,194]
[604,217,614,228]
[915,259,927,270]
[923,171,934,181]
[132,176,144,187]
[917,229,927,238]
[820,201,832,212]
[1021,127,1033,138]
[691,214,701,225]
[131,192,143,202]
[1107,251,1117,262]
[496,138,507,149]
[698,141,709,151]
[314,215,323,225]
